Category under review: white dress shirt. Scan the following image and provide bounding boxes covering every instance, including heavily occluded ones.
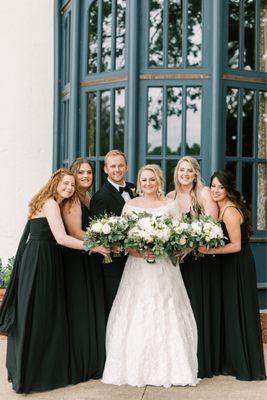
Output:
[107,178,131,202]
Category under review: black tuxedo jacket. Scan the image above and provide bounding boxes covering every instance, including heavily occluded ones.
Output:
[90,180,136,218]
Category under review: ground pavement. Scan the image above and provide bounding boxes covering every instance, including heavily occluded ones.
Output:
[0,338,266,400]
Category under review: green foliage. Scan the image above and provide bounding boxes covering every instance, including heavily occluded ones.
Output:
[0,257,14,288]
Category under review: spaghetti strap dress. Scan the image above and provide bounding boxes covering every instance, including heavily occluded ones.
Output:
[220,206,266,380]
[6,218,69,393]
[62,204,106,384]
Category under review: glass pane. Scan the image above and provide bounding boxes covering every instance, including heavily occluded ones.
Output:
[226,88,239,156]
[167,87,182,155]
[260,0,267,72]
[166,160,178,193]
[244,0,255,70]
[88,1,98,74]
[147,87,163,155]
[257,163,267,230]
[225,161,237,187]
[87,92,97,157]
[228,0,239,69]
[168,0,183,68]
[149,0,164,67]
[101,0,112,71]
[114,88,125,150]
[242,90,254,157]
[116,0,126,70]
[186,87,201,155]
[100,90,110,155]
[63,100,69,160]
[242,162,253,213]
[258,91,267,158]
[187,0,202,66]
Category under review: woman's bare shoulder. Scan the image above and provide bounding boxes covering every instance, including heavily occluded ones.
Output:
[166,190,175,199]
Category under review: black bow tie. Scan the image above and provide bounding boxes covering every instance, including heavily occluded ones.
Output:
[119,185,132,195]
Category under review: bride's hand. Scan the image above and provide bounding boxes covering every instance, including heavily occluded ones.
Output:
[142,250,156,261]
[127,248,142,257]
[91,245,110,256]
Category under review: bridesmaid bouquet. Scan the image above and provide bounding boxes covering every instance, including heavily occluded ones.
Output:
[196,215,226,250]
[84,214,129,263]
[124,212,172,263]
[167,215,196,266]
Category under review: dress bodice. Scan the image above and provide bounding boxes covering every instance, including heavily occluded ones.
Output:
[81,205,90,230]
[221,220,249,245]
[122,202,181,219]
[29,218,56,242]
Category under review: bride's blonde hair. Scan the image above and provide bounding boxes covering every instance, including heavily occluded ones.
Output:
[137,164,165,197]
[173,157,205,215]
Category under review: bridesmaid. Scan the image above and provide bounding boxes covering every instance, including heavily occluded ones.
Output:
[167,156,221,378]
[0,169,85,393]
[199,170,266,380]
[62,158,108,383]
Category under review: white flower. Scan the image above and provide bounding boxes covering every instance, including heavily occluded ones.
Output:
[203,222,212,233]
[179,237,187,246]
[210,225,223,239]
[138,217,154,232]
[102,224,111,234]
[191,221,202,234]
[91,222,103,233]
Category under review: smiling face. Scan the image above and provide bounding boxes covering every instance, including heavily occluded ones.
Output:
[56,174,75,201]
[177,161,196,187]
[139,169,158,195]
[104,155,128,185]
[210,177,228,202]
[76,162,93,190]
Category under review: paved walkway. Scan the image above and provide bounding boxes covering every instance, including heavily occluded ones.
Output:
[0,338,266,400]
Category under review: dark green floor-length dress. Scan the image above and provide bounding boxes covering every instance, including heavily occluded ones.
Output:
[221,219,266,380]
[6,218,69,393]
[180,253,222,378]
[62,205,106,384]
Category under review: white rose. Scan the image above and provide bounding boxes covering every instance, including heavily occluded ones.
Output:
[191,221,202,234]
[102,224,111,234]
[179,237,187,246]
[91,222,103,233]
[139,218,153,232]
[203,222,212,233]
[210,225,223,239]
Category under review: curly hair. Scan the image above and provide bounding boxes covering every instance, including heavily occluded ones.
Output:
[69,157,94,203]
[28,168,77,218]
[210,170,253,235]
[137,164,165,197]
[173,157,205,215]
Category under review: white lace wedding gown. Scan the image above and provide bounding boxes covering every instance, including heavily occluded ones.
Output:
[102,203,199,388]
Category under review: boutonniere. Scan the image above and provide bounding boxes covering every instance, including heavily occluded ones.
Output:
[130,188,138,198]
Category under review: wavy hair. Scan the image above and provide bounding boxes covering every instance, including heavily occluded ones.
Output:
[69,157,94,203]
[210,170,253,235]
[137,164,165,197]
[28,168,77,218]
[173,157,205,215]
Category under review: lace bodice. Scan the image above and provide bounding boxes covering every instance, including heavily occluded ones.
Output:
[122,201,181,219]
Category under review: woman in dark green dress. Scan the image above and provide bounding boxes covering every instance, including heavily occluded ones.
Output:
[199,170,266,380]
[167,156,221,378]
[62,158,108,383]
[0,169,86,393]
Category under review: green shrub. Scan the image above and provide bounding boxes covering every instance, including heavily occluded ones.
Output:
[0,257,14,288]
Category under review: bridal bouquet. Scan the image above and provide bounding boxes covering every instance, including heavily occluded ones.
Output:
[84,213,129,263]
[196,215,226,250]
[124,212,172,263]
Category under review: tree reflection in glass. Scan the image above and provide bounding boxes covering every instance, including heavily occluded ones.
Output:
[101,0,112,71]
[228,0,240,69]
[168,0,183,68]
[167,87,182,155]
[187,0,202,66]
[114,88,125,150]
[88,1,98,74]
[242,162,253,213]
[186,87,201,155]
[242,90,254,157]
[100,90,111,155]
[147,87,163,155]
[258,91,267,159]
[149,0,164,67]
[260,0,267,72]
[244,0,255,70]
[226,88,239,156]
[87,92,97,157]
[257,164,267,230]
[116,0,126,70]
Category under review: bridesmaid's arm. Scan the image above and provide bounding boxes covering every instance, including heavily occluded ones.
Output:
[199,208,242,255]
[43,199,85,250]
[200,187,218,218]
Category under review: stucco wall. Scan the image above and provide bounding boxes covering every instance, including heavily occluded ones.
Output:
[0,1,53,262]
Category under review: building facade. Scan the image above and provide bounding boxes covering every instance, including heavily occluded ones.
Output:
[54,0,267,308]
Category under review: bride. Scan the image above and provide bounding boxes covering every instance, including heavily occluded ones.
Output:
[102,164,199,388]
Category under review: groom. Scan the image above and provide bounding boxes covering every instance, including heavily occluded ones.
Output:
[90,150,136,319]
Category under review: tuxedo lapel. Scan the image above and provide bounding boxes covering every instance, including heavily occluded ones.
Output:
[103,180,125,212]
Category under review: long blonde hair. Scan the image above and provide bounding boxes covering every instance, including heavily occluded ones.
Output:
[28,169,77,218]
[174,157,205,215]
[137,164,165,197]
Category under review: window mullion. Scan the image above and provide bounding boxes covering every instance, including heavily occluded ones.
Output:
[110,89,115,149]
[181,85,186,155]
[162,85,167,180]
